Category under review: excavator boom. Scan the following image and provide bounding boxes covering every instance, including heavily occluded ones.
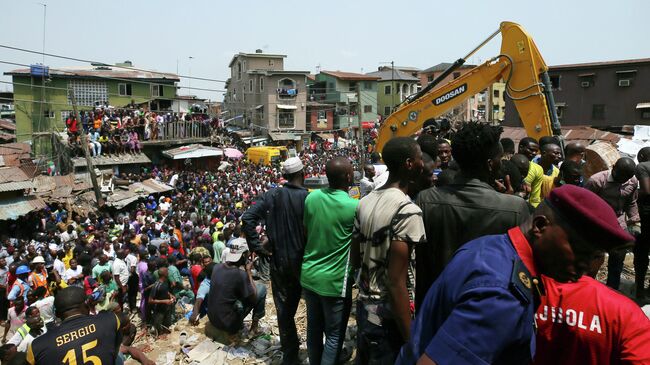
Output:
[375,21,559,153]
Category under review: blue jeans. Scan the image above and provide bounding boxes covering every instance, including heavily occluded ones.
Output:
[240,283,267,324]
[304,288,351,365]
[355,301,404,365]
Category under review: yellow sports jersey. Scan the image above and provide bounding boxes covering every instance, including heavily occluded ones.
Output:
[27,312,121,365]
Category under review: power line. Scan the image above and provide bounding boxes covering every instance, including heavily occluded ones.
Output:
[0,44,227,83]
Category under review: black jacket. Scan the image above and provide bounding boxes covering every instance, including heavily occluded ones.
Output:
[415,176,530,308]
[241,183,309,270]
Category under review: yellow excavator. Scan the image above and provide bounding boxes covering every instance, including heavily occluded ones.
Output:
[375,21,561,153]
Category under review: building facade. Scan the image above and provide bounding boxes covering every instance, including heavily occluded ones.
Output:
[308,71,379,130]
[366,67,419,118]
[504,58,650,128]
[222,51,310,143]
[5,62,178,144]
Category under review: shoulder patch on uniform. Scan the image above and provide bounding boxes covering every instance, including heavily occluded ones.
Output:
[510,258,533,304]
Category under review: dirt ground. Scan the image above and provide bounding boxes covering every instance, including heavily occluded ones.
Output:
[129,254,649,365]
[126,283,357,365]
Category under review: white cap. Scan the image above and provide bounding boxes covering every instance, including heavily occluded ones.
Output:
[282,157,304,175]
[222,240,249,263]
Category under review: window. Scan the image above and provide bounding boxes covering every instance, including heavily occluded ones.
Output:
[453,72,461,79]
[61,111,73,120]
[68,80,108,106]
[364,81,372,90]
[493,89,500,98]
[384,106,392,115]
[118,83,132,96]
[643,111,650,119]
[550,75,561,90]
[592,104,605,120]
[317,110,326,120]
[151,85,163,97]
[237,62,242,80]
[242,88,246,102]
[348,82,357,92]
[364,105,372,113]
[278,111,295,128]
[43,110,54,118]
[384,85,392,95]
[268,59,274,66]
[328,82,334,90]
[249,79,254,92]
[260,77,264,92]
[427,75,433,82]
[578,74,595,88]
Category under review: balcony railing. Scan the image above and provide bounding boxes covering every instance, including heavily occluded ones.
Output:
[277,88,298,99]
[148,120,213,141]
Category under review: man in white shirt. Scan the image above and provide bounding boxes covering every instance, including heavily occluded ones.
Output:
[169,173,179,188]
[31,287,55,328]
[63,259,84,286]
[360,165,376,198]
[59,225,78,244]
[112,249,130,310]
[51,248,66,279]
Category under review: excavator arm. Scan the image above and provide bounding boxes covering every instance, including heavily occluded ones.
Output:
[375,21,560,153]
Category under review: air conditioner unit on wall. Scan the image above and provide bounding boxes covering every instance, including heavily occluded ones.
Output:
[581,81,590,88]
[619,79,631,87]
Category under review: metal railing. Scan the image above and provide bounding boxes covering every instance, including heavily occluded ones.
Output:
[147,120,213,141]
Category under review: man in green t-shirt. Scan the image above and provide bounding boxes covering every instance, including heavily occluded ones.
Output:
[301,157,358,365]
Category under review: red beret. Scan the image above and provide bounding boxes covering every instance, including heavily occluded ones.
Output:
[546,184,634,249]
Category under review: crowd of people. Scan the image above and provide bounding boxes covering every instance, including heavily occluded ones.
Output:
[65,107,217,158]
[1,120,650,365]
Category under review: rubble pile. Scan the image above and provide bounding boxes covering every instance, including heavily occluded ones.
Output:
[126,285,358,365]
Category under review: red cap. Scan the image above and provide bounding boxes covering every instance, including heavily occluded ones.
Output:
[546,185,634,249]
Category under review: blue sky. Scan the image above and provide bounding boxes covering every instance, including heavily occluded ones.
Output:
[1,0,648,101]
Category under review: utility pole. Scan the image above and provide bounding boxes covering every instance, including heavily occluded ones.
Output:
[391,60,395,112]
[69,90,104,207]
[356,85,365,171]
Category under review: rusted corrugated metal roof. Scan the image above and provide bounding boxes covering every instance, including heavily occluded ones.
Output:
[0,143,30,155]
[0,119,16,131]
[140,179,173,193]
[0,180,33,192]
[321,70,380,81]
[500,125,621,146]
[0,166,30,184]
[72,153,151,167]
[0,196,46,220]
[7,66,179,81]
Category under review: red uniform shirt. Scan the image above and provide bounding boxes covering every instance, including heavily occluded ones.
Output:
[534,275,650,364]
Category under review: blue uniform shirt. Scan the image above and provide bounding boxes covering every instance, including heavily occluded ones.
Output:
[398,229,537,365]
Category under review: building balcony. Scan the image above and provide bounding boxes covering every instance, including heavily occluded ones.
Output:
[277,88,298,99]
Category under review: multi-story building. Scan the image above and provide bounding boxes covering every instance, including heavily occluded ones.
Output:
[5,62,179,144]
[308,71,379,130]
[366,67,419,118]
[504,58,650,128]
[222,51,310,144]
[490,83,506,121]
